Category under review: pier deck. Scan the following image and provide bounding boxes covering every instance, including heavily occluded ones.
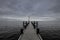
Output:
[18,23,40,40]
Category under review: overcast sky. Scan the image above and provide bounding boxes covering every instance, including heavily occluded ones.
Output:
[0,0,60,17]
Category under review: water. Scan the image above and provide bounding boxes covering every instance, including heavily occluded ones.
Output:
[38,21,60,40]
[0,21,60,40]
[0,21,23,40]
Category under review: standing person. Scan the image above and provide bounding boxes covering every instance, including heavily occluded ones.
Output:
[23,21,27,29]
[20,28,24,35]
[23,21,29,29]
[36,28,40,34]
[35,21,38,28]
[31,21,35,29]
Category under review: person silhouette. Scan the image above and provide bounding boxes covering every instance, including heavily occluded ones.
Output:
[36,28,40,34]
[20,28,24,35]
[31,21,38,29]
[23,21,29,29]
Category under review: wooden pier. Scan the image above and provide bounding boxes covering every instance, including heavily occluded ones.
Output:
[18,22,42,40]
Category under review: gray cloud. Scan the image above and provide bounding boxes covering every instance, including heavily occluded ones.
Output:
[49,0,60,13]
[0,0,60,17]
